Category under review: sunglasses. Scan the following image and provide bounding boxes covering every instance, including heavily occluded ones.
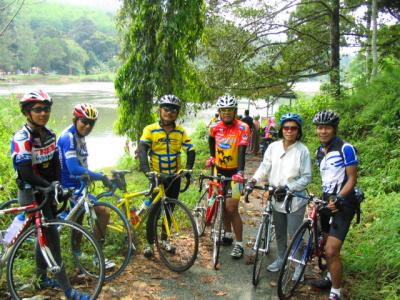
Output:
[30,106,51,113]
[80,118,96,126]
[162,106,179,113]
[219,108,235,113]
[282,125,299,131]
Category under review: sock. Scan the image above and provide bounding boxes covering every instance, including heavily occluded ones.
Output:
[330,287,341,297]
[235,241,243,247]
[225,231,233,239]
[326,272,332,281]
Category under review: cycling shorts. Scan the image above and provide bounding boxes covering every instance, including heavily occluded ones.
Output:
[217,169,243,200]
[320,203,355,242]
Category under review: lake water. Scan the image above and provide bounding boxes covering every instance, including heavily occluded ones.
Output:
[0,81,321,169]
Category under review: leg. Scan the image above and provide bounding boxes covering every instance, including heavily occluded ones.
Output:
[225,197,242,242]
[272,210,287,260]
[325,236,343,289]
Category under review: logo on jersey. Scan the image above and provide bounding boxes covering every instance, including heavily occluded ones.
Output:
[242,134,248,140]
[218,143,231,149]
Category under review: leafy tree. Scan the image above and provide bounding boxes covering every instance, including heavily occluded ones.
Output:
[63,39,89,75]
[115,0,205,140]
[34,37,66,72]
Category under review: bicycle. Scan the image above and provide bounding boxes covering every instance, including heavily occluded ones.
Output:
[198,172,234,270]
[97,169,199,273]
[243,184,276,286]
[0,182,105,299]
[277,192,328,300]
[58,176,133,281]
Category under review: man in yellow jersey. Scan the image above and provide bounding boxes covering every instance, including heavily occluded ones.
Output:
[138,94,196,258]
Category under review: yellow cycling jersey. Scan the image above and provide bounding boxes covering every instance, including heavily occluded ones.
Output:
[139,122,194,174]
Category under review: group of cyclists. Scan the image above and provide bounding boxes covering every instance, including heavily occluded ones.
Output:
[9,89,358,300]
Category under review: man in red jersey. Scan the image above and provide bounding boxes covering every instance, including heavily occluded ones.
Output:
[207,95,250,259]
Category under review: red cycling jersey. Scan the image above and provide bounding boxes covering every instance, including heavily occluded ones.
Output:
[209,119,250,170]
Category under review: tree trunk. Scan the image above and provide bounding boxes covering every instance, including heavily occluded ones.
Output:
[365,0,372,81]
[371,0,378,78]
[330,0,340,99]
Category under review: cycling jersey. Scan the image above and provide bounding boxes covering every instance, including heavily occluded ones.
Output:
[209,119,250,170]
[11,124,58,183]
[316,137,358,195]
[58,125,103,188]
[139,122,194,174]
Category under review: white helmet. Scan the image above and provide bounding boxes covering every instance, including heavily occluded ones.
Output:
[159,94,181,108]
[216,95,237,109]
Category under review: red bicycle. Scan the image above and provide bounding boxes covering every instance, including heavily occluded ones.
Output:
[0,182,105,299]
[197,173,233,269]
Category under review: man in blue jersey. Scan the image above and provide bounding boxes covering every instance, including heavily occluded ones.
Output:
[57,103,114,269]
[311,110,358,300]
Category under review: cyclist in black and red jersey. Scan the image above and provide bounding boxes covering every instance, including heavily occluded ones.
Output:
[10,90,89,299]
[311,110,358,300]
[207,95,250,259]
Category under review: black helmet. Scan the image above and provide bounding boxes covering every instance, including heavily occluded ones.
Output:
[312,110,340,127]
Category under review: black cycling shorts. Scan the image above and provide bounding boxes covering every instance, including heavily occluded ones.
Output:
[320,203,355,242]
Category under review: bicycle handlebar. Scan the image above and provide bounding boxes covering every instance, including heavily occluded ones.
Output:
[25,181,61,214]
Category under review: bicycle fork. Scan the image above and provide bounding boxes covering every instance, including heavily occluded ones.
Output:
[288,228,313,267]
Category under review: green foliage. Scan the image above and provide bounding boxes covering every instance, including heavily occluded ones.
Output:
[115,0,206,140]
[0,96,24,201]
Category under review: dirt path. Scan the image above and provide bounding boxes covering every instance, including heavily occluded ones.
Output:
[98,154,338,300]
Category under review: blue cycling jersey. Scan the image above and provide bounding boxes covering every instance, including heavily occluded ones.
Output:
[57,125,102,188]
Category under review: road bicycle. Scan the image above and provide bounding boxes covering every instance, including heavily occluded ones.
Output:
[243,184,276,286]
[97,169,199,273]
[0,182,105,299]
[198,173,234,270]
[57,176,133,281]
[277,192,328,300]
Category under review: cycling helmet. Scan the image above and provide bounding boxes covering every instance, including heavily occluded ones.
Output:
[216,95,238,109]
[20,90,52,111]
[280,113,303,127]
[159,94,181,108]
[73,103,99,120]
[312,110,340,126]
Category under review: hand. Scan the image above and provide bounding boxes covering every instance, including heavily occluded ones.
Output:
[245,179,256,192]
[206,157,216,167]
[146,171,157,187]
[184,170,192,183]
[232,172,245,183]
[328,195,344,213]
[101,175,112,189]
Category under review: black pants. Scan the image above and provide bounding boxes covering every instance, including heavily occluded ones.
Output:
[146,177,181,244]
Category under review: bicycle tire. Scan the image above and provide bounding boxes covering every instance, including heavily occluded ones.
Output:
[74,201,133,281]
[153,198,199,272]
[193,188,208,237]
[7,219,105,300]
[277,220,312,300]
[211,199,223,270]
[252,214,270,286]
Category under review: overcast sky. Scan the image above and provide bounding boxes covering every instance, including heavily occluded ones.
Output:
[55,0,121,12]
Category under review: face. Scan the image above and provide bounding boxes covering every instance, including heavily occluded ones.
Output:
[27,103,51,126]
[316,124,336,145]
[160,105,179,124]
[282,120,299,143]
[219,107,236,124]
[76,118,96,137]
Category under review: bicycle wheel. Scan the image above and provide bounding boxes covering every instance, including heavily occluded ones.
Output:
[211,199,223,270]
[193,187,208,236]
[74,201,133,281]
[252,214,271,286]
[153,198,199,272]
[7,219,104,300]
[277,221,312,300]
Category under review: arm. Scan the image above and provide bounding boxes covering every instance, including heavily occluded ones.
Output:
[17,162,50,187]
[286,147,312,192]
[186,149,195,170]
[237,145,246,173]
[65,157,103,180]
[208,135,216,158]
[339,165,357,197]
[52,148,61,182]
[252,143,272,182]
[138,141,151,173]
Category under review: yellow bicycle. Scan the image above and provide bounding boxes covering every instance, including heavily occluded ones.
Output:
[97,170,199,272]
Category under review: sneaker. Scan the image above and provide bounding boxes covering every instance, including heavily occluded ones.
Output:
[160,240,176,253]
[65,288,90,300]
[222,236,233,246]
[292,264,304,282]
[143,245,154,258]
[267,258,283,272]
[36,276,60,290]
[328,293,341,300]
[104,258,116,270]
[310,277,332,290]
[230,244,244,259]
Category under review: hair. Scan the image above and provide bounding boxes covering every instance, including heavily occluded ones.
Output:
[278,120,303,141]
[244,109,249,116]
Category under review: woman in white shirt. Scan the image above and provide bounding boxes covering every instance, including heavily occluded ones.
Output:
[249,113,312,275]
